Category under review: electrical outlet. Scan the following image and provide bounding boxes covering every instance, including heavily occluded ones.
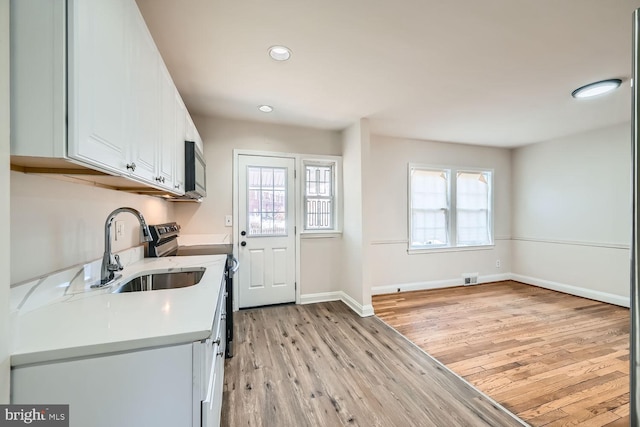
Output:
[496,259,502,268]
[225,215,233,227]
[115,221,124,241]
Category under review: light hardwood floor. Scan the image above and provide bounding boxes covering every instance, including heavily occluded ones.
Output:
[372,281,630,427]
[222,301,526,426]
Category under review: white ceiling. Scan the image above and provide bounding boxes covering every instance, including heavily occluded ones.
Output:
[136,0,640,147]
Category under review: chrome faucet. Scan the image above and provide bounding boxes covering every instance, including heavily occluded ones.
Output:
[98,207,153,286]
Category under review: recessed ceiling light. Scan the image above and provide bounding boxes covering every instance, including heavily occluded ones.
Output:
[258,105,273,113]
[268,45,291,61]
[571,79,622,99]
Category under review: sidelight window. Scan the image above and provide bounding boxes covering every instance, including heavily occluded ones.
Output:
[303,161,336,231]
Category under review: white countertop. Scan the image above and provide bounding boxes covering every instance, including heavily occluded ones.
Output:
[10,254,227,367]
[178,233,230,246]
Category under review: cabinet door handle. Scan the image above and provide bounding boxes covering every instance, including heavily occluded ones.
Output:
[126,162,137,172]
[174,184,180,189]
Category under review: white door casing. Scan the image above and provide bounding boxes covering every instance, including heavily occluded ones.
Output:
[237,155,296,308]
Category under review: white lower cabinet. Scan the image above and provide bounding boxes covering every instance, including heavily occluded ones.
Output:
[12,344,194,427]
[201,301,227,427]
[11,290,227,427]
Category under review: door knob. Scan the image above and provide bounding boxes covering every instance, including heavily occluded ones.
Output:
[241,231,246,236]
[241,241,247,247]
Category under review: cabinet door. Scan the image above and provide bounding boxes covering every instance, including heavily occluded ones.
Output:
[12,344,193,427]
[126,1,160,183]
[174,93,187,194]
[185,114,204,156]
[67,0,129,174]
[202,292,226,427]
[158,64,177,190]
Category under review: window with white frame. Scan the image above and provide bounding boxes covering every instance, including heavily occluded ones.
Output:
[303,161,336,231]
[409,165,493,250]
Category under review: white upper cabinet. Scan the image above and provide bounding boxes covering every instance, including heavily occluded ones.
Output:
[174,92,187,194]
[159,64,178,191]
[186,114,204,153]
[10,0,201,197]
[10,0,66,158]
[67,0,130,175]
[126,1,161,184]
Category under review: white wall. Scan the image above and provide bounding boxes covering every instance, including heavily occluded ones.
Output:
[176,116,344,296]
[368,134,512,293]
[511,123,631,306]
[1,0,11,403]
[10,172,174,284]
[341,120,373,314]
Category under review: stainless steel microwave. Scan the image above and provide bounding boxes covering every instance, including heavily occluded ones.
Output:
[184,141,206,199]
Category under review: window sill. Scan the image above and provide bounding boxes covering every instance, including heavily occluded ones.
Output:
[300,231,342,239]
[408,244,495,254]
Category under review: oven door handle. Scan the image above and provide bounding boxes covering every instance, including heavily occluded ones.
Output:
[231,257,239,274]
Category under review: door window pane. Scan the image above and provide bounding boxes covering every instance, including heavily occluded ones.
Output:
[247,166,288,236]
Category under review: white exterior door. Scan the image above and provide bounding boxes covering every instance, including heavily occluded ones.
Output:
[238,155,296,308]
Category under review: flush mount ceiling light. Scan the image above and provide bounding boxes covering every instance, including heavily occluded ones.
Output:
[571,79,622,99]
[258,105,273,113]
[268,45,292,61]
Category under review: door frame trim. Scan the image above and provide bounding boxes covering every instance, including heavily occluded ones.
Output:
[233,149,301,311]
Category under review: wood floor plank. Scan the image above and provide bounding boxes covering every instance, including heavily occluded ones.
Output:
[372,281,630,427]
[222,301,526,426]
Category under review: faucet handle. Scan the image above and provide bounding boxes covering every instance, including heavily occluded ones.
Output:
[113,254,124,271]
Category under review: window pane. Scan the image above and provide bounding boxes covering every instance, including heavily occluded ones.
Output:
[273,169,286,190]
[247,166,288,236]
[457,171,491,246]
[261,190,274,212]
[410,168,450,247]
[304,164,335,230]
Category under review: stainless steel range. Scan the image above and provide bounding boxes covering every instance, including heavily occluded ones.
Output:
[146,222,236,358]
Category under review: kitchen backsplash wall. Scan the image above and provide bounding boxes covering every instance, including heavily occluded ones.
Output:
[10,171,174,284]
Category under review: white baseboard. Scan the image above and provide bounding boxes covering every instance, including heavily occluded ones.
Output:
[299,291,342,305]
[300,273,629,317]
[371,273,511,295]
[511,274,630,308]
[300,291,374,317]
[340,292,375,317]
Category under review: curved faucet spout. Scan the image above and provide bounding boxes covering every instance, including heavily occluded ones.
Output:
[99,207,153,286]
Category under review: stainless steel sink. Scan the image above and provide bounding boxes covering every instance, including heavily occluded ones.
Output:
[113,268,205,293]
